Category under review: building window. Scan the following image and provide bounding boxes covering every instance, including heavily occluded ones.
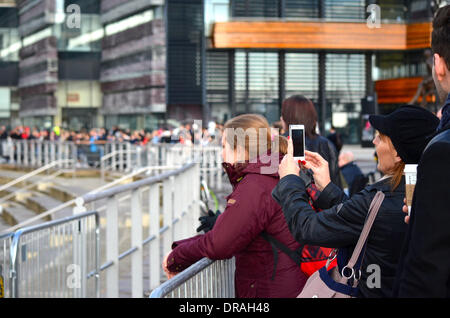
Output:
[235,50,279,122]
[231,0,280,18]
[0,28,20,61]
[326,53,366,143]
[323,0,365,21]
[206,50,230,123]
[285,52,319,103]
[205,0,230,36]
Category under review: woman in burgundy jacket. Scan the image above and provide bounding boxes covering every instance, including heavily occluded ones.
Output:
[162,114,307,298]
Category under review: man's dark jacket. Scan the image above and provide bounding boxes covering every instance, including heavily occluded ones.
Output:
[393,94,450,297]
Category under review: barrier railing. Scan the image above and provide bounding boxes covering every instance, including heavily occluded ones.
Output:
[0,159,75,195]
[2,139,78,169]
[0,170,63,206]
[101,142,134,174]
[149,257,235,298]
[100,144,223,191]
[167,145,223,191]
[0,163,200,298]
[0,232,12,298]
[74,162,200,298]
[0,166,178,235]
[1,140,223,192]
[8,211,99,298]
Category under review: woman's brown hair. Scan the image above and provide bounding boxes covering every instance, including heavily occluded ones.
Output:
[281,95,318,139]
[224,114,287,161]
[379,133,406,191]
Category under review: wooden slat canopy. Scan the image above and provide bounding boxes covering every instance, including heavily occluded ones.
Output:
[375,77,435,104]
[406,22,433,50]
[212,21,431,50]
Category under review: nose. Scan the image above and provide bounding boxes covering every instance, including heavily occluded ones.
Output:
[372,135,379,146]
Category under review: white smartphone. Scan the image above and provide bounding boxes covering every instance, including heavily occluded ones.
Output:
[289,125,305,162]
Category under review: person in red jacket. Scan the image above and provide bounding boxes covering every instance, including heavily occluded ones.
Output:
[162,114,307,298]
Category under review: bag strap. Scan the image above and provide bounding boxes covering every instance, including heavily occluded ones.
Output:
[261,231,304,280]
[340,191,385,282]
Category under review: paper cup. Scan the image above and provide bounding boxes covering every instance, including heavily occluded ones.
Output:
[404,164,418,216]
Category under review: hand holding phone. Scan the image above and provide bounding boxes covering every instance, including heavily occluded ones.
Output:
[289,125,305,165]
[303,150,331,191]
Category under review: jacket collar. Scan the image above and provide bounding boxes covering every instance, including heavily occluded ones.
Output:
[365,175,405,193]
[437,93,450,133]
[222,152,284,188]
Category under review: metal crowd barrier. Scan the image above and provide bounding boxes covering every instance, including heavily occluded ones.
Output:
[1,140,223,191]
[1,163,199,298]
[149,257,235,298]
[100,144,223,190]
[75,162,201,298]
[7,211,99,298]
[2,139,77,169]
[0,232,12,298]
[166,145,223,191]
[0,159,206,298]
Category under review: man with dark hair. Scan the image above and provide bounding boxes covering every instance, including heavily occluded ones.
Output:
[393,4,450,297]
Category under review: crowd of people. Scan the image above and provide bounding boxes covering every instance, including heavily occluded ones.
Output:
[162,5,450,298]
[0,122,224,147]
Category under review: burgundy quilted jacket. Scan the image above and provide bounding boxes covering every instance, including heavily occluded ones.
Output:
[166,153,307,298]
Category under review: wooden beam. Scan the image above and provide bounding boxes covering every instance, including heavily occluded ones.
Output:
[213,21,432,50]
[406,22,432,50]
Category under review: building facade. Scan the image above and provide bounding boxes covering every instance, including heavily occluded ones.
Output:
[0,0,443,143]
[203,0,441,143]
[0,0,165,131]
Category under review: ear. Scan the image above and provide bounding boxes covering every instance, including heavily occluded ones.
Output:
[434,53,448,81]
[392,149,402,164]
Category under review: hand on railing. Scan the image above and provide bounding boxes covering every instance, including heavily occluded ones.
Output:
[162,253,178,279]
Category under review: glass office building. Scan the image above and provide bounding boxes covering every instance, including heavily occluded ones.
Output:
[0,0,443,143]
[202,0,440,143]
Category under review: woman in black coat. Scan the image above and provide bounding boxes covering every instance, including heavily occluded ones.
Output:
[273,105,439,298]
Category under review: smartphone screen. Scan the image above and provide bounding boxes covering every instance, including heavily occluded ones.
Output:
[291,129,305,158]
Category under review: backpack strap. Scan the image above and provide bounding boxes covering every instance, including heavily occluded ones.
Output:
[261,231,304,280]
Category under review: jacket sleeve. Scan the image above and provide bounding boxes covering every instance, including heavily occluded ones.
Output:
[314,182,349,210]
[396,142,450,297]
[272,174,369,248]
[167,178,270,272]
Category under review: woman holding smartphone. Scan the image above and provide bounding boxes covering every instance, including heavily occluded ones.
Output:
[273,105,439,297]
[163,114,308,298]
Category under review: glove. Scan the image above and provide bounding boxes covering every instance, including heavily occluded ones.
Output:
[299,168,313,188]
[196,210,221,233]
